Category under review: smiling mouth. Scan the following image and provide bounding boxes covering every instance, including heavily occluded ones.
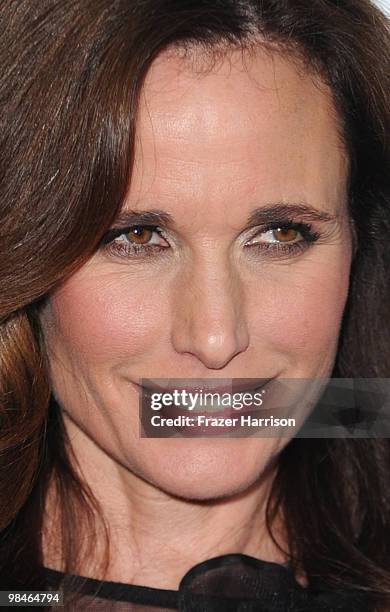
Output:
[137,377,274,416]
[138,377,274,395]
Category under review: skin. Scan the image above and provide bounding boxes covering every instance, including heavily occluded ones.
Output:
[40,45,353,587]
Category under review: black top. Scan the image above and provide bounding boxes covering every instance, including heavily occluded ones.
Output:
[43,553,370,611]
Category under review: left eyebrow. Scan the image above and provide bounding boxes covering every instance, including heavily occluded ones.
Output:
[246,203,338,226]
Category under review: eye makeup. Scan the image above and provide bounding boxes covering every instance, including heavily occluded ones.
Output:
[98,218,321,260]
[244,220,320,257]
[99,225,170,259]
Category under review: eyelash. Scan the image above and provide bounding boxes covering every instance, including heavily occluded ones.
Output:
[99,221,320,260]
[99,226,170,259]
[246,221,320,256]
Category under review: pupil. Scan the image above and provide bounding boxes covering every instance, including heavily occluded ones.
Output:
[274,228,297,242]
[129,226,152,244]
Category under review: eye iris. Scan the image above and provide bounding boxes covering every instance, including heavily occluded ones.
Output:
[127,226,153,244]
[273,228,298,242]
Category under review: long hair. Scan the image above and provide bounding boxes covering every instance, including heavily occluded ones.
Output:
[0,0,389,608]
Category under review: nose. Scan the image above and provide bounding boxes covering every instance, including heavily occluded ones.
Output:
[171,260,249,370]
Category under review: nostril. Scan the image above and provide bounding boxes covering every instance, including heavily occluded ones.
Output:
[170,267,249,368]
[172,327,249,370]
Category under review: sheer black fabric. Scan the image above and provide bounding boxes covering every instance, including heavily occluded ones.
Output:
[43,553,370,611]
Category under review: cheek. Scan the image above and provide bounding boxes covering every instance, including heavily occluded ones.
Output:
[248,251,351,364]
[44,245,351,374]
[45,271,169,365]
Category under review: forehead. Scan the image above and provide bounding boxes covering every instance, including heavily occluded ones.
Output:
[128,45,348,222]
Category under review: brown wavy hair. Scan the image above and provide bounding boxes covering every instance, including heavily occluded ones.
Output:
[0,0,389,609]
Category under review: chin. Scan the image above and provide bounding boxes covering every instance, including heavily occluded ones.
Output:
[134,437,279,501]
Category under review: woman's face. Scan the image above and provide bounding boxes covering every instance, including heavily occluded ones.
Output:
[40,47,352,500]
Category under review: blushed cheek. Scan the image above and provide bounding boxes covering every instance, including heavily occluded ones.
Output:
[249,253,351,372]
[277,284,345,358]
[43,273,169,367]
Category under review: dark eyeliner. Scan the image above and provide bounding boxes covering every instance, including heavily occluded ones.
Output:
[98,224,161,247]
[98,224,170,259]
[253,220,319,242]
[98,219,321,260]
[244,220,321,256]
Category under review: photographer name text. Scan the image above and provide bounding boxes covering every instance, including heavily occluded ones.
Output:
[150,414,296,428]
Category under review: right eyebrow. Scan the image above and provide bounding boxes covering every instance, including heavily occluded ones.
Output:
[109,209,175,229]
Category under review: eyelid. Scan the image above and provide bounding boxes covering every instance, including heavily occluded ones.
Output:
[244,220,319,244]
[103,219,317,243]
[100,224,169,246]
[99,218,322,261]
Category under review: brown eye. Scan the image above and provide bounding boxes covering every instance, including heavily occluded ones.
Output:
[272,227,299,242]
[100,223,169,256]
[247,225,302,247]
[126,226,154,244]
